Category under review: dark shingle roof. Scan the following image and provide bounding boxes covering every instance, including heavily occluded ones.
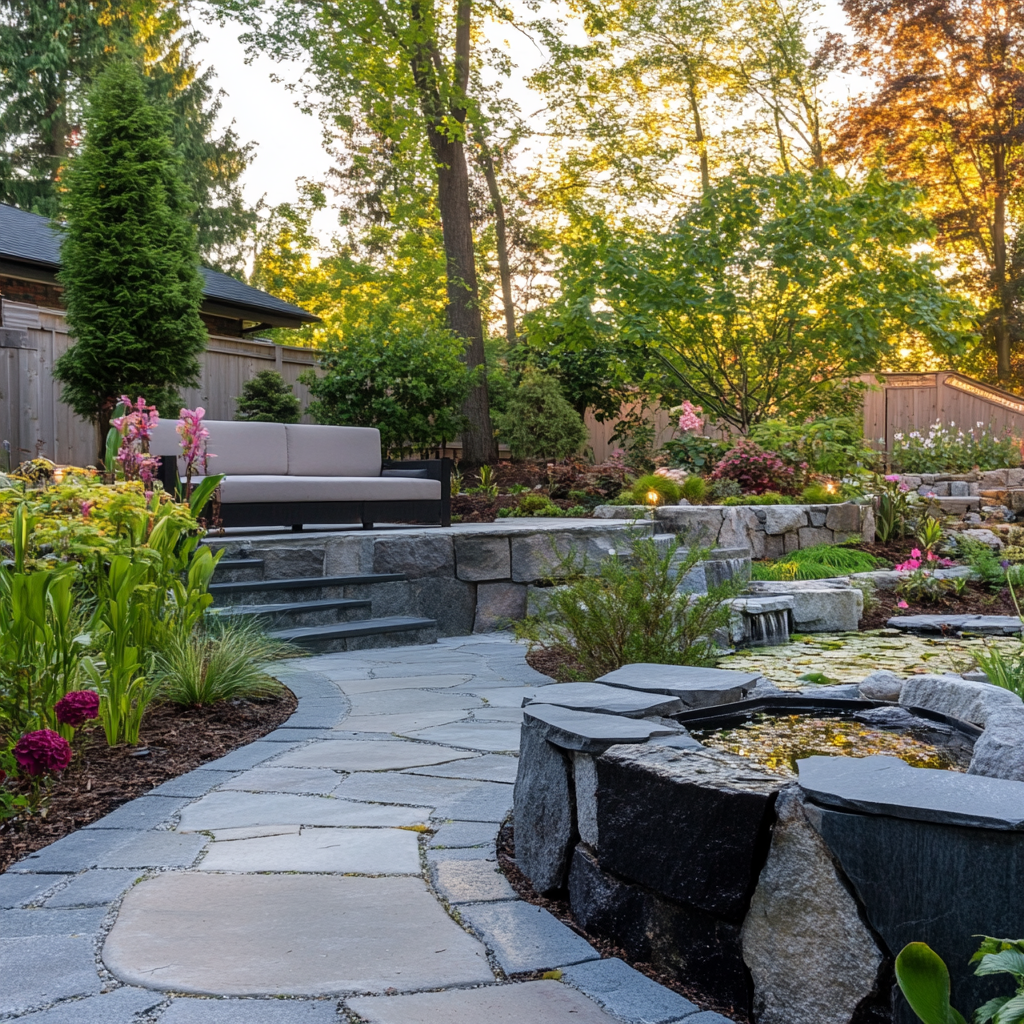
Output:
[0,202,318,327]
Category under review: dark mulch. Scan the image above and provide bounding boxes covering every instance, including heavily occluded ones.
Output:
[525,645,586,683]
[496,822,751,1022]
[860,581,1018,630]
[451,495,589,524]
[0,690,297,873]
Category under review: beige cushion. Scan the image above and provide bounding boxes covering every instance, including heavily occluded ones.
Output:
[149,420,288,477]
[285,424,382,478]
[217,475,441,504]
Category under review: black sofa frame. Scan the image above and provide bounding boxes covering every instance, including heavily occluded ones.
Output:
[156,457,452,530]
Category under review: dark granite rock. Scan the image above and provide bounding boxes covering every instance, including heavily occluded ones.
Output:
[809,803,1024,1024]
[525,683,685,719]
[513,720,576,893]
[595,745,785,920]
[522,704,679,754]
[887,614,1023,635]
[798,755,1024,830]
[569,844,752,1015]
[597,664,761,708]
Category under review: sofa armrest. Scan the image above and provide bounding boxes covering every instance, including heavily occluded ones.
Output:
[382,458,452,526]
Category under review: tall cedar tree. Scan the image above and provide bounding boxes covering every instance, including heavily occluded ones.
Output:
[838,0,1024,381]
[0,1,253,273]
[53,60,206,458]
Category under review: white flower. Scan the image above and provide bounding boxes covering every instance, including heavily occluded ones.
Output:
[978,421,985,428]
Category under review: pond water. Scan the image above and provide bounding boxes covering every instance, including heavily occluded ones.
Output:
[690,712,970,776]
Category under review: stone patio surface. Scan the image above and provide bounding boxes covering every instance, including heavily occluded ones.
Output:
[0,633,733,1022]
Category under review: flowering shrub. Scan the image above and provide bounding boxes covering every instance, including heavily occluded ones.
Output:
[111,396,161,485]
[710,441,796,495]
[54,690,100,728]
[889,421,1021,473]
[675,401,704,432]
[13,729,72,776]
[893,548,954,571]
[661,401,728,472]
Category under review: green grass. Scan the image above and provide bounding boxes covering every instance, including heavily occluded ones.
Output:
[751,543,882,581]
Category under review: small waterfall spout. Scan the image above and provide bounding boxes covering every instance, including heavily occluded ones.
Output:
[744,608,792,647]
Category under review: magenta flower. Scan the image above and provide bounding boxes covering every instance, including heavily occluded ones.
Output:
[897,600,909,609]
[14,729,72,776]
[911,548,922,559]
[885,474,900,483]
[112,396,160,483]
[176,407,214,486]
[80,500,93,519]
[676,400,704,433]
[54,691,100,728]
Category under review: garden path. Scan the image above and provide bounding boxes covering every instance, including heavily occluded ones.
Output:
[0,635,730,1024]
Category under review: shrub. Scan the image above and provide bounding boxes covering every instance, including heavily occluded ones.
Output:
[748,417,875,479]
[153,618,292,707]
[710,440,796,494]
[629,473,681,506]
[497,494,580,518]
[680,475,707,503]
[235,370,301,423]
[660,433,728,473]
[515,534,740,680]
[707,478,742,501]
[889,421,1021,473]
[752,543,882,580]
[720,492,796,506]
[494,371,589,461]
[800,482,844,504]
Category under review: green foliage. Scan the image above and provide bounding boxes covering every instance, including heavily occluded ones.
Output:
[973,641,1024,700]
[719,492,796,506]
[467,465,499,498]
[493,371,589,461]
[876,476,915,545]
[514,534,740,680]
[800,483,845,504]
[957,537,1009,592]
[302,319,474,457]
[52,61,207,439]
[917,518,946,555]
[661,433,729,473]
[235,370,301,424]
[153,617,291,707]
[890,423,1022,474]
[895,570,967,605]
[630,474,681,505]
[680,475,708,503]
[707,478,743,501]
[748,417,876,479]
[752,543,882,580]
[498,494,569,518]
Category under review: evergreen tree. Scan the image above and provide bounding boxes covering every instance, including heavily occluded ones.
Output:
[53,60,207,458]
[235,370,301,423]
[0,1,253,273]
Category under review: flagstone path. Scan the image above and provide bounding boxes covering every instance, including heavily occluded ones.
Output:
[1,634,732,1024]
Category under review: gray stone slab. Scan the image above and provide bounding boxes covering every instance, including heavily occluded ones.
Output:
[523,704,679,754]
[0,872,69,907]
[95,831,207,869]
[177,791,431,831]
[454,686,543,707]
[219,767,342,795]
[262,728,337,742]
[199,827,420,874]
[405,753,520,784]
[887,613,1024,635]
[329,674,473,694]
[798,754,1024,829]
[458,900,600,973]
[334,771,480,807]
[900,673,1023,727]
[426,845,496,863]
[431,859,517,903]
[428,821,499,848]
[14,986,165,1023]
[103,873,492,995]
[44,869,142,908]
[597,664,760,708]
[343,710,470,734]
[345,981,622,1024]
[160,998,339,1023]
[203,741,300,772]
[526,683,684,718]
[84,795,188,831]
[347,689,483,716]
[402,722,522,752]
[272,739,478,771]
[0,906,107,935]
[436,782,514,823]
[0,934,101,1014]
[150,769,239,797]
[468,707,524,724]
[11,830,135,874]
[561,957,700,1024]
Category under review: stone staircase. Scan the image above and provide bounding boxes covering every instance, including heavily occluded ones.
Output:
[208,555,438,652]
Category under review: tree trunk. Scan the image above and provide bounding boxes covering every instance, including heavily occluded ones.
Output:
[474,132,517,346]
[684,74,710,193]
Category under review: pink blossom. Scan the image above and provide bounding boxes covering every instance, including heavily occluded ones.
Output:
[885,474,901,483]
[176,407,214,492]
[911,548,922,559]
[112,396,160,483]
[14,729,72,776]
[80,500,93,519]
[676,401,704,433]
[54,690,100,728]
[897,600,909,609]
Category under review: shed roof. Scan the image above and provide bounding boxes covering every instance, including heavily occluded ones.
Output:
[0,202,318,329]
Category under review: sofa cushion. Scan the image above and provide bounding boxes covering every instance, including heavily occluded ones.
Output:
[217,475,441,504]
[285,424,382,478]
[149,420,288,477]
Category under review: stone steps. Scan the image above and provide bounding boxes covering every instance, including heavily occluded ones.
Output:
[208,573,407,606]
[210,596,373,629]
[211,556,265,583]
[267,615,438,652]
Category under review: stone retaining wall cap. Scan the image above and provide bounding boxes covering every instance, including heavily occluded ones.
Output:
[522,704,680,753]
[524,683,685,718]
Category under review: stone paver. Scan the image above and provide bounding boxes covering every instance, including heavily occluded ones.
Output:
[103,873,492,995]
[325,674,472,694]
[160,998,340,1022]
[82,795,187,831]
[14,986,165,1023]
[404,722,521,752]
[198,827,420,874]
[346,980,621,1023]
[10,829,134,873]
[0,906,107,935]
[428,821,499,848]
[562,958,701,1024]
[0,873,68,908]
[218,767,342,795]
[347,690,483,716]
[150,768,240,797]
[43,869,142,908]
[342,710,470,733]
[404,753,519,783]
[431,858,517,903]
[271,739,478,771]
[0,935,102,1015]
[96,830,207,869]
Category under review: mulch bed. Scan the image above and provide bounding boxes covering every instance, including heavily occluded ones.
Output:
[0,690,296,873]
[451,494,588,523]
[496,822,750,1022]
[860,581,1018,630]
[525,645,586,683]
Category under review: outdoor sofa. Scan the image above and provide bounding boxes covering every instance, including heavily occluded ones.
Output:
[151,420,451,529]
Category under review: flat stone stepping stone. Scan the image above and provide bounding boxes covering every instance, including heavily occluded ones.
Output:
[7,986,164,1023]
[403,722,521,753]
[176,792,430,832]
[452,685,544,707]
[562,957,705,1024]
[798,754,1024,830]
[428,821,499,848]
[219,768,342,795]
[103,874,493,995]
[272,739,478,772]
[161,996,339,1022]
[404,753,519,784]
[348,690,484,716]
[523,704,679,754]
[431,858,517,903]
[886,614,1024,635]
[525,683,684,718]
[1,934,101,1015]
[597,664,760,707]
[346,980,621,1023]
[333,674,474,694]
[199,827,419,874]
[342,710,471,734]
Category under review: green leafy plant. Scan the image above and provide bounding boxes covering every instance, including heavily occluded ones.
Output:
[876,474,915,544]
[498,494,569,518]
[680,475,707,504]
[918,517,946,555]
[720,492,797,506]
[235,370,301,423]
[957,537,1009,592]
[801,482,845,504]
[660,433,728,473]
[749,417,877,479]
[630,474,681,506]
[507,483,528,496]
[153,617,292,706]
[890,422,1021,474]
[493,371,589,461]
[896,569,968,605]
[451,464,464,497]
[467,465,499,498]
[711,441,798,494]
[707,478,743,501]
[752,543,881,580]
[514,533,741,680]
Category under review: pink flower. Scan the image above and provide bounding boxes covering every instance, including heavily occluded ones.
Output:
[885,474,901,483]
[676,400,704,433]
[897,600,909,609]
[80,500,93,519]
[911,548,922,559]
[177,407,214,479]
[54,691,100,728]
[113,396,160,483]
[14,729,72,776]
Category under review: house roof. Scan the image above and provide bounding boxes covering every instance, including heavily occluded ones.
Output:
[0,202,319,329]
